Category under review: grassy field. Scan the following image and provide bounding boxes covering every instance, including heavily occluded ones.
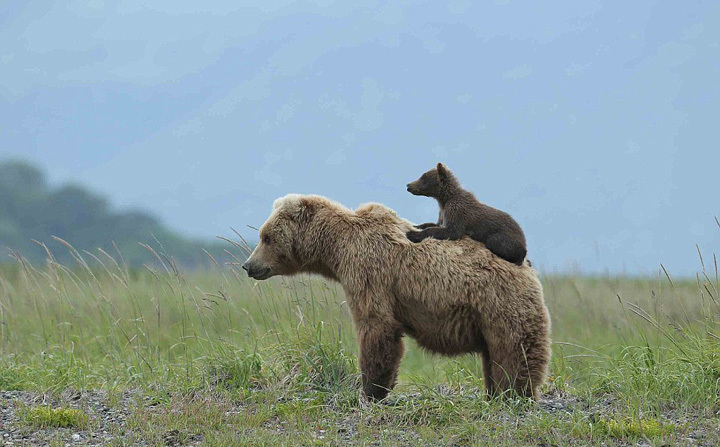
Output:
[0,241,719,446]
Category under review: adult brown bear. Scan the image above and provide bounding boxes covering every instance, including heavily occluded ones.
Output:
[243,194,551,400]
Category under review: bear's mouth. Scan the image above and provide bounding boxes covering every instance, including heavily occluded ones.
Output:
[245,265,272,280]
[252,269,272,280]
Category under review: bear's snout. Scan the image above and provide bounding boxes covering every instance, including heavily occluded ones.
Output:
[242,261,271,280]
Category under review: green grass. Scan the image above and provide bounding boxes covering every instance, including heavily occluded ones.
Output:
[0,239,719,445]
[18,405,89,429]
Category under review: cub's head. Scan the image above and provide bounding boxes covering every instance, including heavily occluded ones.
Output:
[406,163,456,198]
[242,194,319,280]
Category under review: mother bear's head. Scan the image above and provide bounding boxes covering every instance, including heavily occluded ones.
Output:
[242,194,337,280]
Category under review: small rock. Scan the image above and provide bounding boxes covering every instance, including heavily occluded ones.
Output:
[163,429,181,446]
[72,433,81,441]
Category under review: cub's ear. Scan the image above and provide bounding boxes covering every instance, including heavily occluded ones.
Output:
[436,163,450,181]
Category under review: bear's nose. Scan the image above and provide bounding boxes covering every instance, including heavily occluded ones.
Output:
[241,262,249,272]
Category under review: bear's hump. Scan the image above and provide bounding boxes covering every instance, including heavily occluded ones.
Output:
[355,202,397,217]
[272,193,350,214]
[355,202,415,234]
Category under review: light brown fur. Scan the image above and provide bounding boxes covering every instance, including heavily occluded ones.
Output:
[243,194,551,400]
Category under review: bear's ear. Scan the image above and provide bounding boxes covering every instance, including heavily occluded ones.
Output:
[273,194,317,222]
[297,198,317,221]
[437,163,450,182]
[287,197,317,222]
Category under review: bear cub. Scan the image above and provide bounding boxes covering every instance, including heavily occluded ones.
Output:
[406,163,528,266]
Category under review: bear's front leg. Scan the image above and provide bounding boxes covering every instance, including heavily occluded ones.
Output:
[356,320,404,401]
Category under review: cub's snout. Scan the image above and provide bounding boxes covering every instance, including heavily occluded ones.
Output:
[406,181,421,195]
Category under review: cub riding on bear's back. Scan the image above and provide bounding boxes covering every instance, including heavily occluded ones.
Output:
[406,163,528,266]
[243,194,550,401]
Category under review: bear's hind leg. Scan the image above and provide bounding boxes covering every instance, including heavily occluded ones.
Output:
[479,344,497,397]
[489,358,533,399]
[487,343,538,399]
[356,321,405,401]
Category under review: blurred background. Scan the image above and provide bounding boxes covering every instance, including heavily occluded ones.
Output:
[0,1,717,275]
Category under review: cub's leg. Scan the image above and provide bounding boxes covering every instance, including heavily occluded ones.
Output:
[356,320,405,401]
[414,211,443,230]
[407,223,463,243]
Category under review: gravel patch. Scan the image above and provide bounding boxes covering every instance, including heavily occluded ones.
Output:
[1,389,137,447]
[1,388,717,446]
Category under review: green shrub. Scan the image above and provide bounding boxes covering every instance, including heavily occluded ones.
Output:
[594,416,677,439]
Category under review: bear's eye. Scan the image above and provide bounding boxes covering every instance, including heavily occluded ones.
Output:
[263,235,272,245]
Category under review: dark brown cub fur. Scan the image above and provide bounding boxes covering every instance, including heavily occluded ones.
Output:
[406,163,528,266]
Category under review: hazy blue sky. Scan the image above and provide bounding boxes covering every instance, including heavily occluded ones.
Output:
[1,1,718,275]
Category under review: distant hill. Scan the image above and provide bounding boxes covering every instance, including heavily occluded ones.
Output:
[0,160,239,268]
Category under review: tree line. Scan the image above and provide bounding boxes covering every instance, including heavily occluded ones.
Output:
[0,160,235,268]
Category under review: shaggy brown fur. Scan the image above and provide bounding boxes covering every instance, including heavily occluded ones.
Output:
[406,163,528,266]
[243,194,551,401]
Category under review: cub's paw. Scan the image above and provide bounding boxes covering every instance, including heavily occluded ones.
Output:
[406,231,425,243]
